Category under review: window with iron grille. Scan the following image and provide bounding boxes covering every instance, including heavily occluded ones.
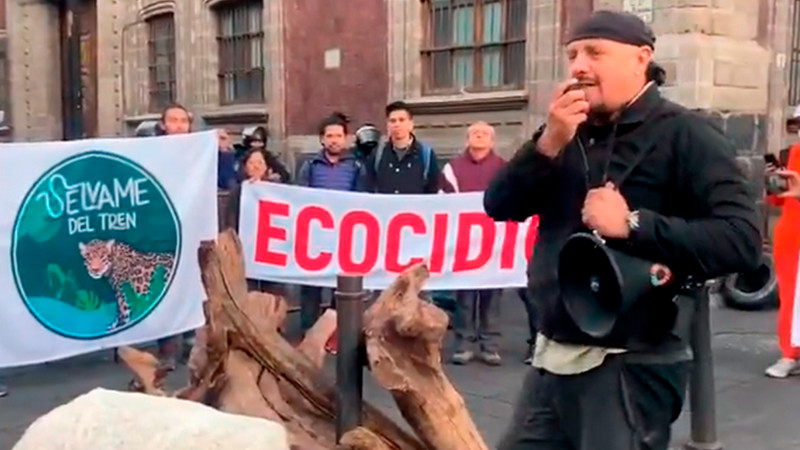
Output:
[422,0,527,93]
[147,14,177,112]
[790,1,800,105]
[216,0,265,105]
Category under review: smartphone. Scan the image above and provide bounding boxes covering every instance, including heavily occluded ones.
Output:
[764,154,781,168]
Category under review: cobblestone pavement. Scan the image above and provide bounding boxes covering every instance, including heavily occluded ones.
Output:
[1,295,798,450]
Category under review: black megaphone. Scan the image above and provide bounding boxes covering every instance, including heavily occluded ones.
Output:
[558,232,677,340]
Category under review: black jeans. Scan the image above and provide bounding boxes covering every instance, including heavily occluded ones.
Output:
[497,355,688,450]
[517,288,538,345]
[453,289,501,352]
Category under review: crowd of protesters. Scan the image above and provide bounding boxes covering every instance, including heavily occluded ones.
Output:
[1,92,796,399]
[210,100,538,368]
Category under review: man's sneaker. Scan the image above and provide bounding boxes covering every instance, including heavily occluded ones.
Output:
[451,350,474,365]
[478,351,502,366]
[765,357,800,378]
[522,344,535,366]
[0,381,7,397]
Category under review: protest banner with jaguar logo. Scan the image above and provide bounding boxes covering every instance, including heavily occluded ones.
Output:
[0,131,217,368]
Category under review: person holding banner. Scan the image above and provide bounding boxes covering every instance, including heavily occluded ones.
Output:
[226,148,291,299]
[156,103,197,369]
[485,11,761,450]
[440,121,506,366]
[294,113,366,336]
[362,101,450,307]
[764,136,800,378]
[362,101,441,195]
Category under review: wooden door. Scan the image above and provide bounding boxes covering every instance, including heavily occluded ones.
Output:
[78,0,98,137]
[60,0,98,138]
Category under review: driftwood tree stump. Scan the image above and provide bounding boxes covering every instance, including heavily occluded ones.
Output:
[363,263,489,450]
[120,230,424,450]
[119,230,487,449]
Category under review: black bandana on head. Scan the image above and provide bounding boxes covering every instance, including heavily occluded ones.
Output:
[567,10,656,48]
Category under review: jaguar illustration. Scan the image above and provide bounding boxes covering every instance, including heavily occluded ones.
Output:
[78,239,174,330]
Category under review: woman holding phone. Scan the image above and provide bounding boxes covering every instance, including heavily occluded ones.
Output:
[765,145,800,378]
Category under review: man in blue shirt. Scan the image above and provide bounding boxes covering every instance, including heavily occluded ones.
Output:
[217,128,238,190]
[295,113,364,334]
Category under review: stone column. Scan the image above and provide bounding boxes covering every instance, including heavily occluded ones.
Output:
[766,0,793,151]
[7,0,63,141]
[95,0,126,136]
[527,0,563,133]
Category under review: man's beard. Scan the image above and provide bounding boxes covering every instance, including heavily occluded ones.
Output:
[574,79,612,124]
[587,104,613,125]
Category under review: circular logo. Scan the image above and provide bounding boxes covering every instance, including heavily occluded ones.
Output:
[10,151,182,340]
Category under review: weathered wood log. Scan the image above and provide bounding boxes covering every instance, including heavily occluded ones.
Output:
[338,427,394,450]
[241,291,289,335]
[117,347,168,396]
[200,229,425,450]
[363,263,489,450]
[216,287,336,449]
[217,350,282,422]
[296,309,338,369]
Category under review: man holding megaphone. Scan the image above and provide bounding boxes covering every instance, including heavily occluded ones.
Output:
[485,10,762,450]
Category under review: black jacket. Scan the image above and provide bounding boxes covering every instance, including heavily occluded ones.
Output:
[484,85,761,352]
[362,137,441,194]
[263,151,291,184]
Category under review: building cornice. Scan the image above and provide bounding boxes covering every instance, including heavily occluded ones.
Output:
[403,91,528,115]
[204,0,238,9]
[139,0,176,20]
[202,106,269,125]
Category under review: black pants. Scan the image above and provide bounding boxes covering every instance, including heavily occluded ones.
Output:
[517,288,538,345]
[497,355,688,450]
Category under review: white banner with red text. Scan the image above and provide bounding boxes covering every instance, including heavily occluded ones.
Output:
[238,182,537,290]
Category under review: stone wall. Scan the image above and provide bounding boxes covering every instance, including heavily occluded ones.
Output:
[119,0,285,145]
[6,0,63,141]
[5,0,792,163]
[6,0,286,147]
[597,0,773,156]
[384,0,554,158]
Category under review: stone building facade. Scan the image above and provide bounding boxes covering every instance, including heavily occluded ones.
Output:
[4,0,387,167]
[389,0,791,163]
[3,0,799,168]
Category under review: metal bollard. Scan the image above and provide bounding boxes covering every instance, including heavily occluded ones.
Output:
[685,285,723,450]
[334,275,365,443]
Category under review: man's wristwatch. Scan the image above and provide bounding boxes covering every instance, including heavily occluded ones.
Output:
[627,210,640,233]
